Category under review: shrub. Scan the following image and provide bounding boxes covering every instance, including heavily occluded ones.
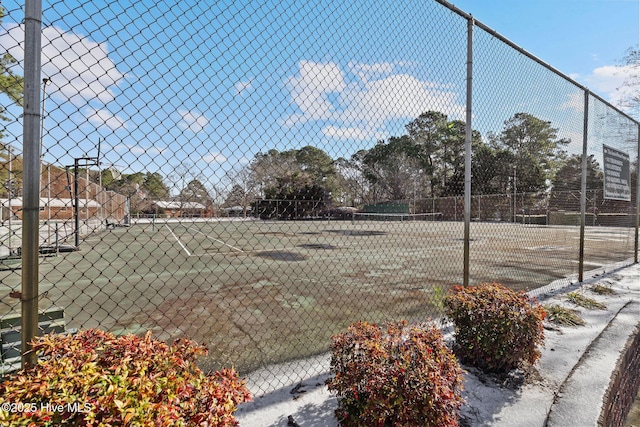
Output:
[0,329,251,426]
[326,320,464,427]
[444,282,546,374]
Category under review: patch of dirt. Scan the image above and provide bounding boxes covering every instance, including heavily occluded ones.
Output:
[297,243,337,250]
[256,231,296,237]
[257,251,307,261]
[464,364,543,390]
[326,229,387,236]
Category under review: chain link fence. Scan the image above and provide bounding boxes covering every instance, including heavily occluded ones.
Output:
[1,0,638,394]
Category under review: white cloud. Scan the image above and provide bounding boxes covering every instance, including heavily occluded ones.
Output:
[342,73,463,129]
[283,61,465,140]
[178,109,209,133]
[234,80,253,96]
[285,61,346,121]
[349,62,394,83]
[236,156,251,165]
[322,125,369,140]
[85,108,127,130]
[582,64,635,109]
[322,125,386,141]
[202,152,227,163]
[280,113,307,128]
[1,23,125,106]
[559,92,584,112]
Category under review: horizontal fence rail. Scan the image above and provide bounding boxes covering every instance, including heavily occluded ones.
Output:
[0,0,638,393]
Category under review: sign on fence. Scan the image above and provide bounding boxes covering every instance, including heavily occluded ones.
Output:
[603,145,631,201]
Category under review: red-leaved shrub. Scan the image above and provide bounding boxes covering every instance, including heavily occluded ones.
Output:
[0,329,251,426]
[444,282,546,374]
[326,320,464,427]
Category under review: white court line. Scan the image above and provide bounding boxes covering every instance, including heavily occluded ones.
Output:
[165,224,191,256]
[193,229,244,253]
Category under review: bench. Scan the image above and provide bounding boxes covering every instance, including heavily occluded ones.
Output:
[1,308,76,376]
[105,219,116,230]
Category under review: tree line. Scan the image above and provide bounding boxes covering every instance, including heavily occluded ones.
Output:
[3,109,635,219]
[222,111,602,213]
[227,110,637,219]
[1,107,637,219]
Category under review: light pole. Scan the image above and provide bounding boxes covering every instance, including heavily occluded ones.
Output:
[40,78,50,158]
[513,166,517,223]
[7,144,13,252]
[41,78,51,244]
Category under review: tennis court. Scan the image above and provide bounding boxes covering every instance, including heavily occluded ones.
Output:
[0,218,636,373]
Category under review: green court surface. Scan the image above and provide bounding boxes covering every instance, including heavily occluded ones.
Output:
[0,219,636,373]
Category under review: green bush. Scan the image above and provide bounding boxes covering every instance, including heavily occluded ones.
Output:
[0,329,251,426]
[444,283,546,374]
[326,320,464,427]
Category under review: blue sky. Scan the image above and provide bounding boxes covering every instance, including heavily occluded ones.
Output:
[1,0,638,194]
[451,0,639,101]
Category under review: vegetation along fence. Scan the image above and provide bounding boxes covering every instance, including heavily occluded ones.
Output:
[1,0,638,394]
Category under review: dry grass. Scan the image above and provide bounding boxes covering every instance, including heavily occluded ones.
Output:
[544,305,585,327]
[566,292,607,310]
[590,284,616,295]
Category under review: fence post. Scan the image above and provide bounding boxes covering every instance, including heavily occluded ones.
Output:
[635,123,639,264]
[592,190,596,226]
[463,16,474,288]
[578,91,589,282]
[74,159,80,247]
[21,0,43,368]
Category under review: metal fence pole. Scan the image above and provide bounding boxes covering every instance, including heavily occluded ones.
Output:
[578,91,589,282]
[74,159,80,247]
[636,123,640,264]
[463,17,474,288]
[21,0,43,368]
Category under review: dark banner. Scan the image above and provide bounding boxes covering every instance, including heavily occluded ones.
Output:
[603,145,631,201]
